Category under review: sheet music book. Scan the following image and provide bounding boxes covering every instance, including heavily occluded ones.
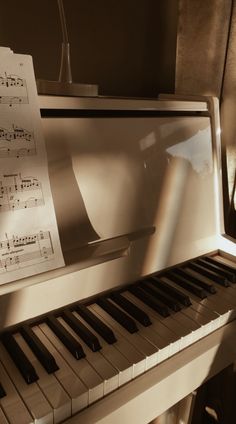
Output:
[0,47,65,284]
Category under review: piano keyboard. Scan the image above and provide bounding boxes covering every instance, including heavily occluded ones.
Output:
[0,254,235,424]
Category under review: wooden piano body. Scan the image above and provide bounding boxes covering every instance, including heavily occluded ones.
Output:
[0,95,236,423]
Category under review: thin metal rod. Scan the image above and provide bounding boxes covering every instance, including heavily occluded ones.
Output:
[57,0,69,43]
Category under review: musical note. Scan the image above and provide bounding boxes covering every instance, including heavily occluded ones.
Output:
[0,126,33,141]
[0,73,26,88]
[0,73,28,106]
[0,230,53,272]
[0,96,28,105]
[0,147,36,158]
[0,125,36,158]
[0,173,44,212]
[0,52,64,284]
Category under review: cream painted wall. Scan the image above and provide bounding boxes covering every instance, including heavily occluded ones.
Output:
[0,0,178,97]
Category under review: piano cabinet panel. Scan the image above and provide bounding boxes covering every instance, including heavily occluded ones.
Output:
[148,392,196,424]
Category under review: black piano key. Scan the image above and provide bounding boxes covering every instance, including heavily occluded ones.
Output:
[143,280,182,311]
[62,310,101,352]
[1,332,38,385]
[20,325,59,374]
[129,286,170,317]
[110,292,152,327]
[165,271,208,299]
[46,315,85,359]
[188,262,230,287]
[76,304,117,344]
[152,277,192,306]
[196,257,236,283]
[0,382,6,398]
[205,256,236,279]
[96,297,138,333]
[174,268,216,294]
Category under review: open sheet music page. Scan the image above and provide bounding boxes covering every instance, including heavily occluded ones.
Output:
[0,48,64,284]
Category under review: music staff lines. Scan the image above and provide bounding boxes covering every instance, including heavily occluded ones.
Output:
[0,230,53,273]
[0,173,44,212]
[0,96,28,106]
[0,230,50,250]
[0,125,36,158]
[0,72,28,105]
[0,72,26,88]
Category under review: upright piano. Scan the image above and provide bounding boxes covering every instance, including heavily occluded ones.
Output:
[0,95,235,424]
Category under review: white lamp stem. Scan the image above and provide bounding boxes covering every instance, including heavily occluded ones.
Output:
[57,0,72,83]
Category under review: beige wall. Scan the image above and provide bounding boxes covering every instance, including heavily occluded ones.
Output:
[0,0,178,97]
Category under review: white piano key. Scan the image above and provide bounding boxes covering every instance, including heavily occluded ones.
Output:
[87,306,147,378]
[32,326,88,414]
[162,277,234,326]
[38,322,104,405]
[171,310,204,344]
[90,304,158,370]
[0,407,9,424]
[14,333,71,424]
[156,282,222,335]
[123,292,182,355]
[212,284,236,306]
[57,317,119,395]
[181,307,217,337]
[227,282,236,295]
[0,343,53,424]
[189,278,235,313]
[185,268,236,305]
[167,274,236,316]
[107,298,171,363]
[0,361,34,424]
[213,255,236,269]
[123,291,195,350]
[209,286,236,322]
[72,311,133,386]
[126,286,215,348]
[180,293,220,322]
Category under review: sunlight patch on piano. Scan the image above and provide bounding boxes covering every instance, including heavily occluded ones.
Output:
[166,126,213,175]
[141,120,217,275]
[139,131,156,151]
[142,156,190,274]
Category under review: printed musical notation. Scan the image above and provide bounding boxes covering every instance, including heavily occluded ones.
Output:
[0,49,64,284]
[0,96,28,106]
[0,125,36,158]
[0,230,53,273]
[0,173,44,212]
[0,73,28,106]
[0,125,32,141]
[0,73,26,88]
